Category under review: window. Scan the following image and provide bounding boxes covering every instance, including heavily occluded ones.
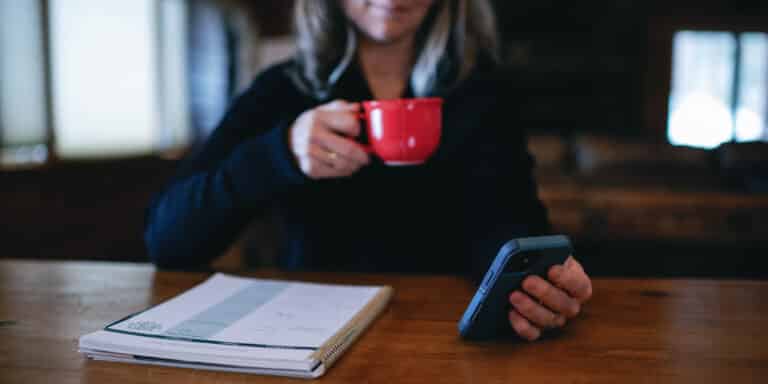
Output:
[0,0,231,166]
[668,31,768,149]
[736,33,768,142]
[0,0,49,166]
[51,0,161,157]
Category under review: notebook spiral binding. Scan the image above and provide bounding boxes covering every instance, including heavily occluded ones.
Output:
[316,286,393,370]
[321,328,357,365]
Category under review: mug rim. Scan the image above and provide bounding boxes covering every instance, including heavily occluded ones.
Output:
[363,97,443,109]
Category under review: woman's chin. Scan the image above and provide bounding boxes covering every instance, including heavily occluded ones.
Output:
[361,27,416,45]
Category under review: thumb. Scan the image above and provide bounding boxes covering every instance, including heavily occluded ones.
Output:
[318,99,360,112]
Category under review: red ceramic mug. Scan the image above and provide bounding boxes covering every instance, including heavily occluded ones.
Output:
[357,97,443,166]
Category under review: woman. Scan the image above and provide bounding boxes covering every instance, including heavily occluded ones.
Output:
[145,0,592,341]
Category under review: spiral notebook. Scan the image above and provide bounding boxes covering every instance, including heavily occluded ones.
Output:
[79,273,393,378]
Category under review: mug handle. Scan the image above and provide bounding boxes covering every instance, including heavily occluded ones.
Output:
[356,112,374,154]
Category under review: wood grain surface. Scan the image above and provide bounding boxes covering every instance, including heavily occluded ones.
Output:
[1,260,766,383]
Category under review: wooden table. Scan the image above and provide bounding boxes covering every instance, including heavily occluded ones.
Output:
[1,260,766,383]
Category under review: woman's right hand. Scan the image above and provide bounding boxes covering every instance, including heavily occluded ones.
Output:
[288,100,371,179]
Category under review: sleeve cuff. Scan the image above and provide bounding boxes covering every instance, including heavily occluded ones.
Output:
[223,120,308,207]
[263,119,309,185]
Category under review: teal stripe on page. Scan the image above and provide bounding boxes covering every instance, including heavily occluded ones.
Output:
[164,281,289,339]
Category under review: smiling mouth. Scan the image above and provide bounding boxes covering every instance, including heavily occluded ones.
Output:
[368,3,409,18]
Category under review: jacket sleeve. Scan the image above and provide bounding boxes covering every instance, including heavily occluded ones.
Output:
[144,68,308,269]
[460,76,552,284]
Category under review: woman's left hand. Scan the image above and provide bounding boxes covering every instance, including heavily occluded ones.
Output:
[507,256,592,341]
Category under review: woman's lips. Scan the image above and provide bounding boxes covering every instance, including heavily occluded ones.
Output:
[367,2,410,19]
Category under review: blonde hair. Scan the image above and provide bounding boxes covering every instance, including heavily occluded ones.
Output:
[292,0,499,99]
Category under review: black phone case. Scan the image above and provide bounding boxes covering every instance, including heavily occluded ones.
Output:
[458,235,572,340]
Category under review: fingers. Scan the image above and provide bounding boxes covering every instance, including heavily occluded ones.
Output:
[509,291,567,330]
[512,257,592,337]
[508,309,541,341]
[315,100,361,137]
[303,145,359,179]
[522,275,581,318]
[297,147,337,179]
[317,99,360,112]
[289,100,370,180]
[315,129,370,166]
[548,256,593,302]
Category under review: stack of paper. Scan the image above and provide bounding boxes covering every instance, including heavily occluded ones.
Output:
[79,274,392,378]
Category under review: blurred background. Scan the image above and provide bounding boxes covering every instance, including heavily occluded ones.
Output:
[1,0,766,276]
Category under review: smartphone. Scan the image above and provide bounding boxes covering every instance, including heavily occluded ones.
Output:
[458,235,573,340]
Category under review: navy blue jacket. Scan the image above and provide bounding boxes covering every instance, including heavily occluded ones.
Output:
[144,59,550,280]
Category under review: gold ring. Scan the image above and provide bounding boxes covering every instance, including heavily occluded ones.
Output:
[550,313,563,329]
